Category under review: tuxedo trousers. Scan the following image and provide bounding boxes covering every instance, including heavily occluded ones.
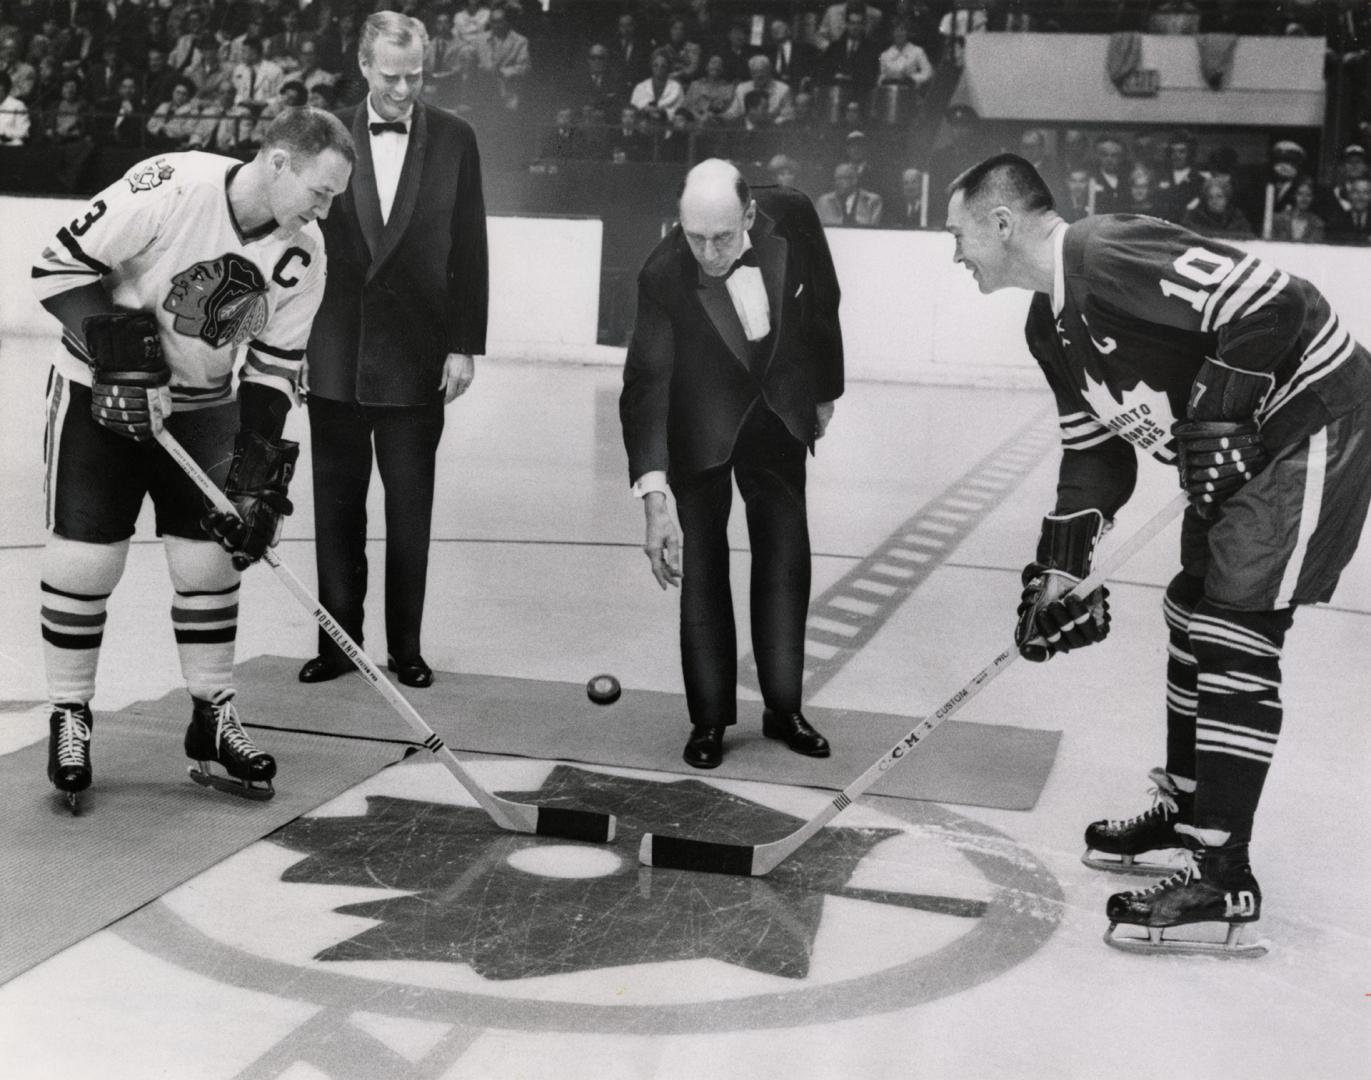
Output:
[672,404,810,726]
[306,395,445,663]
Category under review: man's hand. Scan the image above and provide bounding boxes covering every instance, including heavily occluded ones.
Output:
[440,353,475,404]
[1172,419,1268,518]
[202,432,299,571]
[815,400,835,439]
[643,492,682,590]
[84,312,173,441]
[1015,565,1110,662]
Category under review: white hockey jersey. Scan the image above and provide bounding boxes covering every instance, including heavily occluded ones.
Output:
[32,151,327,410]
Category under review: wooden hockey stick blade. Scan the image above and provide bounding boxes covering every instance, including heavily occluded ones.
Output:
[640,491,1190,876]
[156,429,617,844]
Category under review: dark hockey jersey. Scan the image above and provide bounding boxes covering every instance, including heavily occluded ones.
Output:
[1026,214,1371,514]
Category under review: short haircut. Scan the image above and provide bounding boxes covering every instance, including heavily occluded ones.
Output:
[947,153,1055,214]
[360,10,428,66]
[261,106,357,168]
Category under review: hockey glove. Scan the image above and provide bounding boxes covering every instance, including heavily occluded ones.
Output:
[83,312,172,441]
[1173,420,1268,518]
[1015,509,1111,662]
[202,432,299,570]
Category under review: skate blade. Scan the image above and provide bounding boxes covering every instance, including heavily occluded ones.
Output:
[1104,921,1269,959]
[1081,851,1179,876]
[54,790,83,816]
[188,764,275,801]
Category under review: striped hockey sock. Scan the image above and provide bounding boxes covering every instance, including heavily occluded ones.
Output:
[1162,572,1204,784]
[40,537,127,705]
[1189,599,1295,844]
[166,538,240,701]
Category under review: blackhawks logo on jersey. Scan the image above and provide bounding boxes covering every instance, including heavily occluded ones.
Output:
[126,158,175,192]
[164,252,269,348]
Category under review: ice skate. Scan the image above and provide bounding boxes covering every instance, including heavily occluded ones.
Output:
[185,692,276,800]
[1082,767,1192,875]
[1104,832,1268,958]
[47,703,93,814]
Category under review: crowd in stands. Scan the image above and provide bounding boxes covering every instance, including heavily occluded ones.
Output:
[1,0,1370,245]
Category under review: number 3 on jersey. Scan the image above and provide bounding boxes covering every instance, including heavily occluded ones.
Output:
[69,200,108,238]
[1159,247,1235,312]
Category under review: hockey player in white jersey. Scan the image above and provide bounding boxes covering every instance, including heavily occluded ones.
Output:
[32,107,354,809]
[945,154,1371,955]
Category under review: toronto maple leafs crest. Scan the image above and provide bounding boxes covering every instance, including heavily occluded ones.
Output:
[126,158,175,193]
[164,252,269,348]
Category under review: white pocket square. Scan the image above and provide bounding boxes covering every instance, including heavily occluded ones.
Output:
[795,283,804,297]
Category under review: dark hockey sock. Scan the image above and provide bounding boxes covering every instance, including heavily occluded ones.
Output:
[1162,572,1204,782]
[1189,600,1294,844]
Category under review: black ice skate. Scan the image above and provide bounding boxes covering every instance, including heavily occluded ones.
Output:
[1104,835,1268,958]
[48,703,93,814]
[1082,767,1192,875]
[185,692,276,801]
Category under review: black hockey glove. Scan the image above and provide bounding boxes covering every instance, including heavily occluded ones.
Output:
[1172,420,1268,518]
[1015,509,1111,662]
[202,432,299,570]
[83,312,171,441]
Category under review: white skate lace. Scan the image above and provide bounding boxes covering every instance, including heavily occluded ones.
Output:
[1104,773,1179,830]
[212,700,260,760]
[1126,850,1200,897]
[55,708,91,767]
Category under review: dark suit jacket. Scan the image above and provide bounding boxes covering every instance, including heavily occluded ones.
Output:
[308,102,489,406]
[620,185,844,486]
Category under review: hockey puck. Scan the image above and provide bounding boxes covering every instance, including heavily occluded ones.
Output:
[586,674,621,706]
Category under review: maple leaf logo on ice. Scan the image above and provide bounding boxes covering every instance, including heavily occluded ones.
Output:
[1078,368,1178,463]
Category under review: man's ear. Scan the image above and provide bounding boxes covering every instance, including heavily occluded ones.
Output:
[990,204,1014,237]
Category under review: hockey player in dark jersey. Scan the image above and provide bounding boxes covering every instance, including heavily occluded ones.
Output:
[945,153,1371,956]
[32,109,355,810]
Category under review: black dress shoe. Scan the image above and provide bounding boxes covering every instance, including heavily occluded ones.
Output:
[298,654,354,683]
[683,725,725,769]
[387,655,434,688]
[762,709,831,757]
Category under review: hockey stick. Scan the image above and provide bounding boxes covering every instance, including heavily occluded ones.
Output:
[156,428,616,843]
[640,490,1191,876]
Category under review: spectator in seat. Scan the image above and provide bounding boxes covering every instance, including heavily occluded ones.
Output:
[231,36,283,116]
[767,17,817,89]
[630,46,683,123]
[768,152,801,188]
[658,104,694,163]
[1088,134,1128,213]
[476,4,531,112]
[307,82,338,111]
[815,2,883,52]
[0,69,30,143]
[1123,164,1161,214]
[683,51,733,124]
[1018,127,1061,198]
[609,104,649,162]
[817,5,880,100]
[1157,129,1206,220]
[1182,175,1256,240]
[579,42,621,117]
[190,80,253,154]
[538,104,587,161]
[454,0,491,47]
[294,39,338,95]
[1061,165,1092,222]
[146,74,200,147]
[660,17,699,85]
[610,11,649,92]
[1327,176,1371,244]
[878,18,933,90]
[717,21,754,84]
[98,72,144,147]
[888,166,927,228]
[723,55,792,124]
[817,161,882,226]
[1327,143,1369,216]
[1269,175,1325,243]
[168,9,209,75]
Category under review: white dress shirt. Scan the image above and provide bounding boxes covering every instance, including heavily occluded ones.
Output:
[367,97,412,225]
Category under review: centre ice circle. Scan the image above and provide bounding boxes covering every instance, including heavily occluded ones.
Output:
[505,844,624,879]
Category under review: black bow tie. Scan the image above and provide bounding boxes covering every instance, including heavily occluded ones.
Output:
[370,120,407,136]
[725,248,759,277]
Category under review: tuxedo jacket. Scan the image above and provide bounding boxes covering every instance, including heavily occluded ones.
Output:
[620,186,844,486]
[307,102,488,406]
